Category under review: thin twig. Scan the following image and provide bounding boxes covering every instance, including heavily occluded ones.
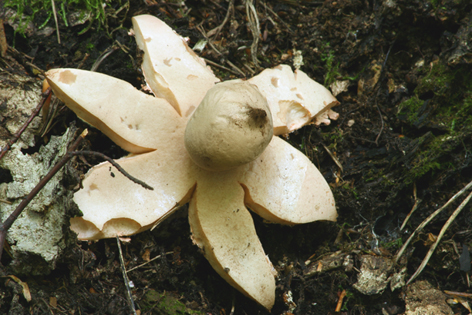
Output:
[242,63,256,76]
[374,100,384,146]
[207,0,234,39]
[245,0,261,69]
[0,19,7,57]
[395,179,472,264]
[229,291,236,315]
[0,87,52,160]
[407,189,472,284]
[260,2,294,34]
[400,183,421,230]
[126,251,173,273]
[203,58,241,76]
[0,129,88,262]
[335,289,347,312]
[226,60,246,77]
[374,42,394,145]
[116,237,137,315]
[50,0,61,44]
[90,46,119,72]
[196,24,223,56]
[321,143,343,172]
[68,151,154,190]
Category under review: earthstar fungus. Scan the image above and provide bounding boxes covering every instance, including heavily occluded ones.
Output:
[45,14,339,310]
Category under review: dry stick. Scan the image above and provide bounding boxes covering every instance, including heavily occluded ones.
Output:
[226,60,246,77]
[374,43,394,146]
[374,100,384,146]
[126,251,173,273]
[68,151,153,191]
[335,289,347,312]
[407,189,472,284]
[260,2,294,34]
[245,0,261,69]
[90,45,119,72]
[207,0,233,39]
[50,0,61,44]
[0,87,52,160]
[400,183,421,230]
[116,237,137,315]
[0,129,88,262]
[203,58,241,76]
[395,179,472,264]
[196,24,222,56]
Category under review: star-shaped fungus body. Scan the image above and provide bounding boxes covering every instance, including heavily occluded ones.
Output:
[45,15,339,311]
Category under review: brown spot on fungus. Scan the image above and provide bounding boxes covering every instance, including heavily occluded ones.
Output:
[59,70,77,84]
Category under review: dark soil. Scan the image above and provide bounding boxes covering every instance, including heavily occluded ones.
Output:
[2,0,472,314]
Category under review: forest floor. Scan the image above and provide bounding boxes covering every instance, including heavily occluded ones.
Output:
[1,0,472,314]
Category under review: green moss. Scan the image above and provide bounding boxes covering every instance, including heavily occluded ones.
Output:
[395,61,472,184]
[319,42,364,86]
[141,290,205,314]
[321,126,344,151]
[5,0,128,37]
[397,95,424,124]
[405,132,461,184]
[339,183,359,200]
[381,238,403,249]
[320,43,340,86]
[85,42,95,51]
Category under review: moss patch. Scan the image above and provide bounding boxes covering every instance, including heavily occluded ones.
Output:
[140,290,205,315]
[396,61,472,184]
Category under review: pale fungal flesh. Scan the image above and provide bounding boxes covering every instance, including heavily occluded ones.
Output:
[132,14,220,117]
[248,64,340,134]
[45,14,339,311]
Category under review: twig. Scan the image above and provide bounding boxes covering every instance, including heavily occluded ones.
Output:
[374,42,394,145]
[50,0,61,44]
[321,143,343,172]
[229,291,236,315]
[68,151,154,190]
[0,20,8,57]
[203,58,241,76]
[400,183,421,230]
[226,60,246,77]
[207,0,234,39]
[196,24,222,56]
[90,46,119,72]
[0,87,52,160]
[444,290,472,298]
[407,189,472,284]
[116,237,137,315]
[0,129,88,262]
[335,289,347,312]
[260,2,294,34]
[242,63,256,76]
[374,100,384,146]
[126,251,173,273]
[395,179,472,264]
[245,0,261,69]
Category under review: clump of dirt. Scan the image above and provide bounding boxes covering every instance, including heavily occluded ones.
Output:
[1,0,472,314]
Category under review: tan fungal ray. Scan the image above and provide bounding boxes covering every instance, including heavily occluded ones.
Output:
[239,136,337,225]
[188,175,276,311]
[46,68,184,153]
[71,139,196,240]
[132,15,220,117]
[248,65,339,135]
